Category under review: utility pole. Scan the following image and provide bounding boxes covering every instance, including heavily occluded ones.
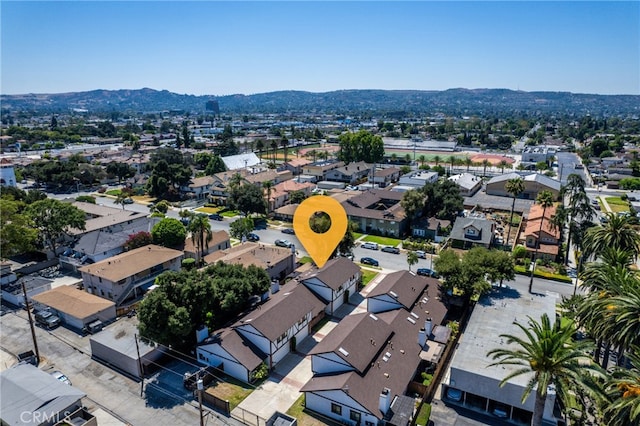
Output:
[22,281,40,365]
[197,379,204,426]
[134,334,144,397]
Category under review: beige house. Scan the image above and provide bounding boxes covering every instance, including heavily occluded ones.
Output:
[79,245,183,307]
[183,230,231,259]
[203,242,295,282]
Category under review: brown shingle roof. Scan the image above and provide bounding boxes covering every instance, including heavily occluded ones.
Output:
[301,258,361,291]
[308,312,393,374]
[236,284,325,342]
[32,285,115,320]
[366,271,431,309]
[79,245,183,282]
[202,242,291,269]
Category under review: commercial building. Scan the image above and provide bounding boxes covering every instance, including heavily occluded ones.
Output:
[485,172,560,200]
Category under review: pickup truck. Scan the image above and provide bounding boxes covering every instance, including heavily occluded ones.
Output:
[35,310,61,329]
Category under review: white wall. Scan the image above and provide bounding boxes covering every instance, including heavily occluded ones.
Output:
[196,344,249,383]
[311,353,353,375]
[305,390,377,426]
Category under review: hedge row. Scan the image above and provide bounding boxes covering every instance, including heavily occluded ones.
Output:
[514,265,573,283]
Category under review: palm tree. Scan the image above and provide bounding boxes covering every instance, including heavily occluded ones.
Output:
[487,314,602,426]
[406,251,418,272]
[433,155,441,167]
[561,174,595,264]
[262,180,273,212]
[270,140,278,164]
[464,156,473,172]
[505,177,525,249]
[448,155,457,173]
[188,214,212,264]
[583,213,640,261]
[418,155,426,167]
[529,190,555,293]
[280,136,289,163]
[602,347,640,426]
[256,139,265,160]
[482,159,490,177]
[114,192,129,210]
[390,153,398,163]
[499,159,509,173]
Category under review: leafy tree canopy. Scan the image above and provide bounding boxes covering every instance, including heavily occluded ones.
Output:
[138,263,270,348]
[227,182,266,217]
[124,231,153,251]
[421,180,464,221]
[229,217,255,241]
[151,217,186,248]
[0,198,38,258]
[338,130,385,164]
[25,198,86,256]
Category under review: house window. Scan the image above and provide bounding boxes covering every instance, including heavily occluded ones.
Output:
[350,410,361,423]
[297,317,306,327]
[99,277,102,283]
[466,228,476,235]
[331,403,342,415]
[277,332,287,344]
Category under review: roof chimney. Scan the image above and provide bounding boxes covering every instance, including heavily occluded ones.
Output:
[425,318,433,338]
[379,388,392,415]
[418,328,426,348]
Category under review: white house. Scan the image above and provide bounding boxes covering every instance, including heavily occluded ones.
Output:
[299,257,361,315]
[196,283,326,383]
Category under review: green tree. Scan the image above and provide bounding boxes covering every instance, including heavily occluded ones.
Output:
[256,139,265,160]
[289,190,307,205]
[560,174,595,264]
[188,214,212,264]
[400,189,425,230]
[262,180,273,212]
[505,177,525,248]
[488,314,602,426]
[338,130,384,164]
[75,195,96,204]
[205,155,226,175]
[421,180,464,221]
[529,190,555,293]
[407,251,418,272]
[138,289,193,348]
[228,183,266,217]
[229,217,255,241]
[26,198,86,257]
[151,218,187,248]
[0,198,38,258]
[602,347,640,426]
[582,213,640,261]
[123,231,153,251]
[106,162,135,183]
[337,221,358,257]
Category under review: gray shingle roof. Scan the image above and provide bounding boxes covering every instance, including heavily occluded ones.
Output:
[365,271,430,310]
[300,257,361,291]
[449,217,494,245]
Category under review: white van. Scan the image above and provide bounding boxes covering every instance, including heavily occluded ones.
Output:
[361,242,379,250]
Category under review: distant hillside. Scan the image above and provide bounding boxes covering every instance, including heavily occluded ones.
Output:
[2,87,638,116]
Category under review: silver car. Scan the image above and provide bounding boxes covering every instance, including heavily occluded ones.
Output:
[51,370,72,386]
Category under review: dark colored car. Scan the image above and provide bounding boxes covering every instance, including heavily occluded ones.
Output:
[254,218,268,230]
[416,268,438,278]
[381,246,400,254]
[247,233,260,242]
[360,257,379,266]
[208,213,223,221]
[281,228,295,235]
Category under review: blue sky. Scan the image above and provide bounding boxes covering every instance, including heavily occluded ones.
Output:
[2,1,638,96]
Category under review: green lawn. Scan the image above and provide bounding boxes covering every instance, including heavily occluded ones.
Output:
[415,403,431,426]
[220,209,241,217]
[299,256,313,264]
[362,235,402,247]
[361,269,378,286]
[194,206,222,214]
[353,232,364,240]
[605,197,631,213]
[105,189,121,196]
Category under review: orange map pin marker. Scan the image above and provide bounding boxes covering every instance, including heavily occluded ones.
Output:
[293,195,348,268]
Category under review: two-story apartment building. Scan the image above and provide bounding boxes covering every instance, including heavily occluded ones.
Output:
[302,160,345,183]
[521,204,560,261]
[370,167,401,188]
[449,217,495,249]
[299,257,362,315]
[196,283,326,383]
[203,242,295,282]
[78,245,183,307]
[301,272,448,426]
[340,190,407,238]
[325,161,371,185]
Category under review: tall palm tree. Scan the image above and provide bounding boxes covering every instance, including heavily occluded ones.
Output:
[482,159,490,177]
[256,139,265,160]
[188,214,212,264]
[499,159,509,173]
[505,177,525,249]
[433,155,441,167]
[448,155,457,173]
[602,347,640,426]
[114,192,128,210]
[262,180,273,212]
[529,190,555,293]
[487,314,601,426]
[280,136,289,163]
[464,156,473,172]
[583,213,640,261]
[418,155,426,167]
[270,140,278,164]
[561,174,595,264]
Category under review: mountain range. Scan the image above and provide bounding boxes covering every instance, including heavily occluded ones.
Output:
[2,88,639,116]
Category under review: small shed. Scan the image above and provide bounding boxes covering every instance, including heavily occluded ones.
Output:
[90,320,164,378]
[31,285,116,331]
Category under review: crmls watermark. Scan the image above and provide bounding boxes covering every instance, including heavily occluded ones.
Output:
[20,410,73,424]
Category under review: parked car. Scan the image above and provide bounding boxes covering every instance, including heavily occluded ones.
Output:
[35,310,61,329]
[123,198,134,204]
[281,228,295,235]
[247,233,260,242]
[275,239,292,248]
[414,250,427,259]
[381,246,400,254]
[361,242,379,250]
[51,370,72,386]
[360,257,379,266]
[208,213,223,221]
[492,404,509,418]
[416,268,438,278]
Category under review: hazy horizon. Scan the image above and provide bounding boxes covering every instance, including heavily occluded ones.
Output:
[2,1,638,96]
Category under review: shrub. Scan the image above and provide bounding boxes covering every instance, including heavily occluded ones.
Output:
[182,258,196,270]
[421,372,433,386]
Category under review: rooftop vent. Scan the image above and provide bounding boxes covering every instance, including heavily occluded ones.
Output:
[338,347,349,357]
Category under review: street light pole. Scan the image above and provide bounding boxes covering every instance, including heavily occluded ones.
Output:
[197,379,204,426]
[22,281,40,365]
